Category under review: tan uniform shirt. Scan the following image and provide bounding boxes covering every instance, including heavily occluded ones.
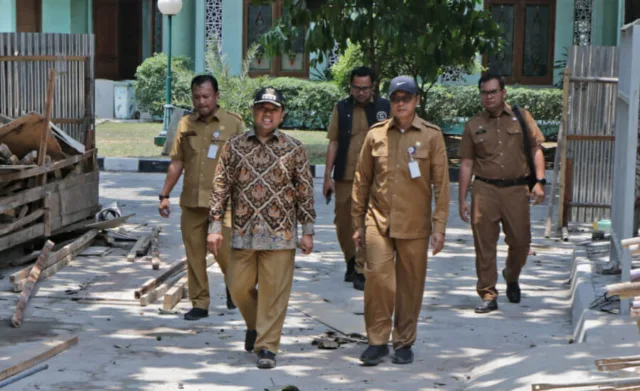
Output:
[459,104,545,180]
[327,105,371,181]
[169,108,244,208]
[352,115,450,239]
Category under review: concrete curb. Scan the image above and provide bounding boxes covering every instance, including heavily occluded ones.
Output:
[97,157,462,180]
[569,245,598,343]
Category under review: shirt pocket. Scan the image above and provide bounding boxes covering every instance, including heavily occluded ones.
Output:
[471,128,496,156]
[371,142,388,171]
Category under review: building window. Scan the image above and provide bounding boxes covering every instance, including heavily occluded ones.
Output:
[626,0,640,24]
[485,0,556,85]
[206,0,223,48]
[574,0,592,46]
[243,0,309,77]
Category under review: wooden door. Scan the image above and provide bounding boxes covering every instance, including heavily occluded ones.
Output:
[93,0,119,80]
[118,0,143,80]
[16,0,42,33]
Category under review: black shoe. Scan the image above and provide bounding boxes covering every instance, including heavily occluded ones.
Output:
[359,344,389,366]
[184,308,209,321]
[226,286,236,310]
[352,272,365,291]
[503,270,521,303]
[256,349,277,369]
[475,299,498,314]
[344,257,356,282]
[392,346,414,364]
[245,329,257,352]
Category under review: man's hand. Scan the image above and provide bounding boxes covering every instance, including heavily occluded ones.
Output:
[530,183,545,205]
[430,232,445,256]
[323,177,335,199]
[459,199,470,223]
[299,234,313,255]
[207,233,224,256]
[353,228,365,249]
[159,198,171,218]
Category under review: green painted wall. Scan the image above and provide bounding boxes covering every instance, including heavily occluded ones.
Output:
[553,0,575,85]
[222,0,243,75]
[194,0,205,72]
[162,0,196,69]
[70,0,89,33]
[42,0,71,33]
[592,0,621,46]
[0,0,16,32]
[142,0,151,60]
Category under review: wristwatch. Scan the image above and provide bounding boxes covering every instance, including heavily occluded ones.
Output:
[158,194,170,201]
[536,178,547,186]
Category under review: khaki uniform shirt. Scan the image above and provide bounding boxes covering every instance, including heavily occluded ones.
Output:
[169,108,244,210]
[459,104,545,180]
[352,115,450,239]
[327,105,371,181]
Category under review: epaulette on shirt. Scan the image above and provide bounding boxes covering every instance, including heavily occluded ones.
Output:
[226,111,244,123]
[420,119,441,132]
[370,118,391,129]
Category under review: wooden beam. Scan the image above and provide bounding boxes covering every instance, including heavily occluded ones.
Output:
[11,241,54,327]
[146,227,162,270]
[134,258,187,299]
[0,209,44,236]
[126,234,151,262]
[162,274,188,310]
[0,150,94,183]
[565,135,616,141]
[0,336,78,381]
[11,251,39,266]
[139,271,185,306]
[37,69,56,189]
[50,118,85,124]
[532,377,640,390]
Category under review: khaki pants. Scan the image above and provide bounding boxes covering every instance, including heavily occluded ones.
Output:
[471,180,531,300]
[180,206,231,310]
[228,249,296,353]
[364,224,429,349]
[335,180,365,273]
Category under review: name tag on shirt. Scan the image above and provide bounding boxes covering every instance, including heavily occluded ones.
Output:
[409,161,421,178]
[207,144,219,159]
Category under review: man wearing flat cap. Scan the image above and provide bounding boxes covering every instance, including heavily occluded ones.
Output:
[208,87,316,369]
[352,76,450,366]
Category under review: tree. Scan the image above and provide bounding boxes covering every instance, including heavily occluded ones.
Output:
[258,0,504,117]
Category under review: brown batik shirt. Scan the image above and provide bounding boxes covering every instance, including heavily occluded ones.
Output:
[208,129,316,250]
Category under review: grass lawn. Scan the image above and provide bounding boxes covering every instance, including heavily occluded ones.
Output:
[96,121,329,165]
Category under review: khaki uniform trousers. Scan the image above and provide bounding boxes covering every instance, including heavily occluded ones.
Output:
[364,224,429,349]
[334,180,365,273]
[471,180,531,300]
[181,206,231,310]
[228,249,296,354]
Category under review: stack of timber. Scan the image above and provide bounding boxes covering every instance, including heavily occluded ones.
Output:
[0,111,99,253]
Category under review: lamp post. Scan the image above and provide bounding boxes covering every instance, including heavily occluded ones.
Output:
[156,0,183,146]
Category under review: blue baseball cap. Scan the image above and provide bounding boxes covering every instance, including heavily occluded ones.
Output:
[388,76,419,96]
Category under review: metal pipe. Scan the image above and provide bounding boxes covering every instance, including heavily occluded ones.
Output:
[0,364,48,388]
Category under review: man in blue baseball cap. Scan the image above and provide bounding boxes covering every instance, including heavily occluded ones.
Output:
[352,75,450,366]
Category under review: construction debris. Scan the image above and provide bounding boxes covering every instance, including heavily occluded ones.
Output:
[11,240,54,327]
[311,330,368,350]
[0,337,78,383]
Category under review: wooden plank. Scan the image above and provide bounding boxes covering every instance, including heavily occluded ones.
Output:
[0,209,43,236]
[11,240,54,327]
[0,113,42,140]
[532,377,640,390]
[0,223,44,251]
[565,135,616,141]
[0,336,78,381]
[50,118,85,124]
[11,251,39,266]
[126,235,150,262]
[37,68,56,188]
[0,170,96,213]
[146,227,161,270]
[139,271,185,307]
[84,213,135,230]
[162,274,188,310]
[0,150,93,183]
[134,258,187,299]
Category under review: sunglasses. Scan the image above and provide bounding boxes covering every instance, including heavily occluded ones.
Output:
[390,94,415,104]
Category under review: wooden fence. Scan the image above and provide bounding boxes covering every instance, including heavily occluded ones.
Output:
[0,33,95,143]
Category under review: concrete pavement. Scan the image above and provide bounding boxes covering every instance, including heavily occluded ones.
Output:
[0,172,615,391]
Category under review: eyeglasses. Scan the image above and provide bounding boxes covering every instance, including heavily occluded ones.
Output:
[351,85,373,93]
[390,94,415,104]
[480,88,501,97]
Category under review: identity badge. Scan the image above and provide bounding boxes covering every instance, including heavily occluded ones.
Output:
[207,144,219,159]
[409,161,421,178]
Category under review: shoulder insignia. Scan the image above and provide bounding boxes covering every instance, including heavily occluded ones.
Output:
[420,119,441,132]
[226,111,244,123]
[370,118,391,129]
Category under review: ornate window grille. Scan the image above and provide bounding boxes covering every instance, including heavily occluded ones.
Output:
[206,0,223,49]
[573,0,592,46]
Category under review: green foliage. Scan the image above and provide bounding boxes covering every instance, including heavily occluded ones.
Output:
[330,43,364,93]
[257,77,341,129]
[133,53,193,117]
[259,0,504,117]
